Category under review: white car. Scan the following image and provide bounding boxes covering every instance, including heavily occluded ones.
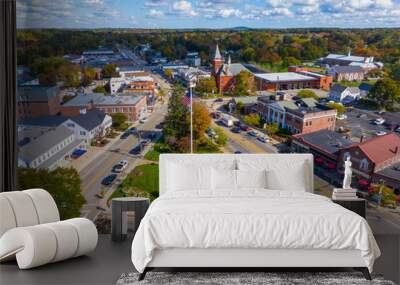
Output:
[374,118,385,125]
[375,130,387,136]
[336,114,347,120]
[113,160,129,172]
[396,127,400,133]
[139,117,148,124]
[257,137,269,143]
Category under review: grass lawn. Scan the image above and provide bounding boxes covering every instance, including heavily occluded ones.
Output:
[144,149,160,161]
[340,80,377,87]
[108,163,159,202]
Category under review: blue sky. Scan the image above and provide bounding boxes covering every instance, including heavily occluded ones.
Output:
[17,0,400,29]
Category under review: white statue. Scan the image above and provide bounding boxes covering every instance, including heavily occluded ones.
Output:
[343,156,352,189]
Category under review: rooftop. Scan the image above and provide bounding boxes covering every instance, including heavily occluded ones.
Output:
[329,65,364,73]
[293,129,354,157]
[18,85,60,102]
[330,84,360,94]
[255,72,317,83]
[376,161,400,182]
[356,133,400,165]
[62,93,145,107]
[19,125,74,163]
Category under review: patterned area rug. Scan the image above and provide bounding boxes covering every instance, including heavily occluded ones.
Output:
[117,272,395,285]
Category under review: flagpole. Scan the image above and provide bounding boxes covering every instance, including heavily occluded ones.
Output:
[190,85,193,153]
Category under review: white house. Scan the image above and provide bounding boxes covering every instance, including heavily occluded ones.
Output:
[329,84,361,103]
[18,125,85,170]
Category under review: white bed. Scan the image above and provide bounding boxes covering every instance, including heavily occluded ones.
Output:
[131,154,380,280]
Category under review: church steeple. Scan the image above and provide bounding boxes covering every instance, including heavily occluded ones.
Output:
[214,43,222,60]
[212,43,223,76]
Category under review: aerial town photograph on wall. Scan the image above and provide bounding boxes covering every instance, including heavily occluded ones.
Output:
[16,0,400,231]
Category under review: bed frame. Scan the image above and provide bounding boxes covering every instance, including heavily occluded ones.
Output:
[138,154,371,281]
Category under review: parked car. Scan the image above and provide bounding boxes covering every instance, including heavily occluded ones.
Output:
[155,122,164,129]
[234,151,242,154]
[373,118,385,125]
[375,130,387,136]
[139,117,148,123]
[336,114,347,120]
[221,115,234,127]
[248,130,258,137]
[120,132,130,139]
[141,139,151,146]
[214,98,224,102]
[257,136,269,143]
[396,127,400,133]
[357,114,367,119]
[101,174,117,186]
[129,127,137,134]
[233,121,241,127]
[129,144,142,155]
[240,125,251,132]
[231,127,241,133]
[113,160,128,172]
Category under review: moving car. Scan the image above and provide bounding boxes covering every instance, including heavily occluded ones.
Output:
[220,115,234,127]
[113,160,128,172]
[101,174,117,186]
[240,125,251,132]
[129,127,137,134]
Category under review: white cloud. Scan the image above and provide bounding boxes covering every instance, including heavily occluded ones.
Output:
[171,1,198,16]
[147,9,164,17]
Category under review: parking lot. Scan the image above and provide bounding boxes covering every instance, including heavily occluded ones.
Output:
[336,108,399,140]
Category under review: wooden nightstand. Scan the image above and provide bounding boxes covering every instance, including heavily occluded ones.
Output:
[332,198,366,218]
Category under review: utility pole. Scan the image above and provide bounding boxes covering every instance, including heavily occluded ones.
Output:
[190,84,193,153]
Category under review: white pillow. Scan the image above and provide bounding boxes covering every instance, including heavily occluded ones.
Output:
[266,164,307,191]
[212,168,237,191]
[167,163,212,192]
[236,169,267,189]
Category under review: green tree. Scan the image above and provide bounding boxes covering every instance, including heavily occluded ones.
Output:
[17,167,85,220]
[111,112,127,128]
[93,85,107,93]
[32,57,80,87]
[214,127,227,146]
[164,85,189,141]
[233,71,256,96]
[102,64,118,78]
[327,102,346,115]
[368,78,400,109]
[243,113,261,127]
[297,89,318,99]
[242,47,256,62]
[389,62,400,83]
[195,76,217,95]
[235,101,244,114]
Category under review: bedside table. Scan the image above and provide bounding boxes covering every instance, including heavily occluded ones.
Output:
[111,197,150,242]
[332,198,366,218]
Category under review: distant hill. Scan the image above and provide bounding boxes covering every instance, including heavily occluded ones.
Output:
[227,26,253,31]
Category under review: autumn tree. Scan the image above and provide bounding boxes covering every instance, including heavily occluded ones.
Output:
[164,69,173,79]
[93,85,107,94]
[82,67,97,86]
[17,167,85,220]
[192,101,211,140]
[243,113,261,127]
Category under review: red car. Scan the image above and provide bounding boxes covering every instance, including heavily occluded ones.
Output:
[240,125,251,132]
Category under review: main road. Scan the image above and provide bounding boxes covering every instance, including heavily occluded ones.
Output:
[80,103,167,220]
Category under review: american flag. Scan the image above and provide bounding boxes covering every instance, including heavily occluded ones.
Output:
[182,91,191,106]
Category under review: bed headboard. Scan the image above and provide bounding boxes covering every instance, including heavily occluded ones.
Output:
[159,153,314,196]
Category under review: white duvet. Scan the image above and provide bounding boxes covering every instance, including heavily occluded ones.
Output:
[131,190,380,273]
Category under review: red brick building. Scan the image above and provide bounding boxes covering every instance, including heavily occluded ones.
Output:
[212,44,252,93]
[338,133,400,190]
[61,93,147,121]
[17,86,61,118]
